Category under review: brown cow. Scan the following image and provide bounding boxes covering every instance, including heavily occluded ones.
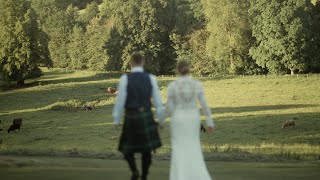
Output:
[107,87,118,95]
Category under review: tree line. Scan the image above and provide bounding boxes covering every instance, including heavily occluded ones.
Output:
[0,0,320,85]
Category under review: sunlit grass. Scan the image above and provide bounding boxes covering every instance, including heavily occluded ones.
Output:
[0,69,320,161]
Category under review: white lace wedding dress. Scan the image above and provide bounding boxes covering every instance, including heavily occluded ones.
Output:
[166,76,214,180]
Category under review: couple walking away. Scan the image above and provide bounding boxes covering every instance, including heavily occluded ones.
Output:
[112,52,215,180]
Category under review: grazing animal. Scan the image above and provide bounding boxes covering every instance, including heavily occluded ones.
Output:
[111,136,119,140]
[82,104,95,111]
[282,120,296,129]
[107,87,118,95]
[8,118,23,133]
[200,123,206,132]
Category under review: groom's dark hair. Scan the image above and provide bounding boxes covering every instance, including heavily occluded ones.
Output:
[131,52,145,65]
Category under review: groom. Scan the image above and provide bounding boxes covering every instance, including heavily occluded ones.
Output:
[113,52,165,180]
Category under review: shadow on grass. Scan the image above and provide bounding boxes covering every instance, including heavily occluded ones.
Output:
[212,104,319,114]
[0,71,122,92]
[0,78,119,114]
[39,71,123,85]
[210,111,320,145]
[0,81,42,91]
[0,105,319,161]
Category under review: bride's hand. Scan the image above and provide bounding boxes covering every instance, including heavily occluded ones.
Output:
[207,127,215,134]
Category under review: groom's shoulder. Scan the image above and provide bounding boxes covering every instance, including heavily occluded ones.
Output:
[120,74,128,78]
[119,74,128,81]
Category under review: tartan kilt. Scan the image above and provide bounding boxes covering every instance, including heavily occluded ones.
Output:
[118,110,162,154]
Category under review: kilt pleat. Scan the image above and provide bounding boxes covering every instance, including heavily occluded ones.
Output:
[118,111,162,154]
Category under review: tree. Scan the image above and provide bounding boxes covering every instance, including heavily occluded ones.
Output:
[79,2,100,24]
[0,0,51,85]
[64,0,103,9]
[310,0,320,72]
[202,0,254,74]
[68,26,88,69]
[171,0,215,75]
[184,30,217,75]
[85,17,109,71]
[44,5,78,68]
[102,0,176,74]
[174,0,203,35]
[249,0,314,75]
[31,0,60,26]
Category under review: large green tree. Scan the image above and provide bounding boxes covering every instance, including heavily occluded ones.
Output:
[202,0,254,74]
[44,5,78,68]
[0,0,51,85]
[79,1,100,24]
[102,0,176,74]
[31,0,60,26]
[169,0,215,76]
[85,17,109,71]
[68,26,88,69]
[310,0,320,72]
[250,0,314,75]
[170,0,203,54]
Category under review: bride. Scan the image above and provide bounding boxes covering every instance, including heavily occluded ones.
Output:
[166,60,215,180]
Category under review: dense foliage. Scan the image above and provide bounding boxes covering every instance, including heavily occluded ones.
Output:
[0,0,51,85]
[1,0,320,84]
[249,0,314,75]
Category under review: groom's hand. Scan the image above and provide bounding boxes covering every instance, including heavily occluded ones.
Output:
[207,127,215,134]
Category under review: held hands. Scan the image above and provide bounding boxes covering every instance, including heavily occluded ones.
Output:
[155,121,164,129]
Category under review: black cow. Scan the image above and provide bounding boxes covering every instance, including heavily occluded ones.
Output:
[8,118,23,133]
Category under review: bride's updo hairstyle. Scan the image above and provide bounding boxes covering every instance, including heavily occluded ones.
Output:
[177,60,191,75]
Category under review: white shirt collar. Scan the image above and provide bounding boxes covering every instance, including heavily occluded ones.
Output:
[131,66,144,73]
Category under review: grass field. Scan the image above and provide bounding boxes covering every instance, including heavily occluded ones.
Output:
[0,69,320,161]
[1,156,320,180]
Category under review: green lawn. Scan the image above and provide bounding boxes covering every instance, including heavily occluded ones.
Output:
[1,156,320,180]
[0,69,320,161]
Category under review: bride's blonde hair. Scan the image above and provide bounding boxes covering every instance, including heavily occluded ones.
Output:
[177,60,191,75]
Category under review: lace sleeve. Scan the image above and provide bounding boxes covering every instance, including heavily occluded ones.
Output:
[165,83,175,118]
[197,82,214,128]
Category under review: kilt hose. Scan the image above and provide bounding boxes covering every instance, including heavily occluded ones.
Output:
[118,110,162,154]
